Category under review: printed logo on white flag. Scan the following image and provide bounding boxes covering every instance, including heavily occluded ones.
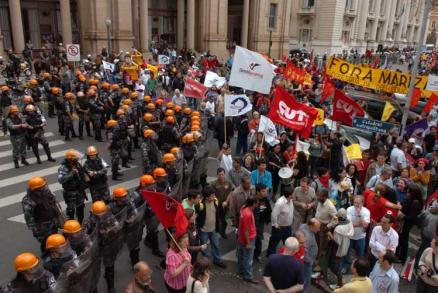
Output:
[224,94,252,117]
[259,115,279,146]
[204,71,226,88]
[158,55,170,65]
[426,74,438,91]
[229,46,276,94]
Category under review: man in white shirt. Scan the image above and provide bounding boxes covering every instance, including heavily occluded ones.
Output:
[368,213,399,271]
[346,196,370,258]
[171,89,187,106]
[267,187,294,256]
[366,168,394,190]
[389,139,407,176]
[369,251,400,293]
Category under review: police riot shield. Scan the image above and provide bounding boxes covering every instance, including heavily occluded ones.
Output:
[100,207,127,267]
[51,228,101,293]
[124,201,146,251]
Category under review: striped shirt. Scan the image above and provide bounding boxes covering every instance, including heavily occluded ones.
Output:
[164,248,192,290]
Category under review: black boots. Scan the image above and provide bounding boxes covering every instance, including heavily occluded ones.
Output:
[14,160,19,168]
[104,266,115,293]
[44,145,56,162]
[21,158,29,166]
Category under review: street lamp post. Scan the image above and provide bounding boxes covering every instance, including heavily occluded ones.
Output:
[268,30,273,57]
[401,0,431,135]
[105,18,112,54]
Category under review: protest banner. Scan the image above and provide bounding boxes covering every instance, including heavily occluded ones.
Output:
[352,117,400,134]
[283,63,313,87]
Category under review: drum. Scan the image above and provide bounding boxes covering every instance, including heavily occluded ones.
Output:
[278,167,293,185]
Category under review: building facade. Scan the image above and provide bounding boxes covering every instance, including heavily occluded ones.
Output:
[0,0,432,60]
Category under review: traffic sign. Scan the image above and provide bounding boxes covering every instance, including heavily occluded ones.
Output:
[66,44,80,62]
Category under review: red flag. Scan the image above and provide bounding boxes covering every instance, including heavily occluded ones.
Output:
[268,87,318,138]
[332,90,365,126]
[321,79,335,103]
[141,191,189,237]
[410,88,422,108]
[184,78,208,99]
[424,93,438,113]
[283,62,313,87]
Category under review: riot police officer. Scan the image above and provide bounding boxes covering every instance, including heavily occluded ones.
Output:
[136,175,164,257]
[109,84,122,118]
[158,115,180,149]
[88,88,104,142]
[24,104,56,164]
[22,177,63,253]
[84,201,123,293]
[83,146,111,203]
[51,87,64,134]
[100,82,112,123]
[162,153,179,188]
[28,79,43,105]
[75,91,92,140]
[62,92,76,141]
[1,85,12,135]
[58,149,88,224]
[63,220,92,257]
[182,133,197,195]
[110,187,145,265]
[6,105,30,168]
[107,119,125,180]
[116,108,131,168]
[43,234,77,279]
[1,253,55,292]
[141,129,161,174]
[153,167,171,194]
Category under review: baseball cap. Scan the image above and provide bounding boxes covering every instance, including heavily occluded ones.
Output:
[408,138,415,143]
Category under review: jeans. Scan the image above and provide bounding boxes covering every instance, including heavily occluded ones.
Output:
[343,238,366,270]
[238,240,255,280]
[236,134,248,155]
[199,231,222,263]
[267,226,292,256]
[303,262,312,289]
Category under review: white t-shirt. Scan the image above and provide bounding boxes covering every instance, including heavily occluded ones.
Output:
[186,276,208,293]
[346,206,370,240]
[390,147,407,171]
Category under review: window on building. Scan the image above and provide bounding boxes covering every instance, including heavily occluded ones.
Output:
[268,3,277,29]
[433,21,436,30]
[342,30,351,43]
[369,0,375,13]
[345,0,355,11]
[302,0,315,8]
[299,28,312,43]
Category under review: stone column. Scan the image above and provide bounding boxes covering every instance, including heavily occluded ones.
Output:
[8,0,25,52]
[0,19,4,54]
[370,0,380,41]
[401,0,411,41]
[60,0,73,44]
[386,0,398,41]
[187,0,195,50]
[241,0,249,47]
[380,0,392,42]
[177,0,185,50]
[139,0,149,52]
[357,0,369,42]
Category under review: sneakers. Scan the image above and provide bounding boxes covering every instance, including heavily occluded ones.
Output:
[329,284,340,290]
[311,272,321,279]
[214,261,227,269]
[243,278,259,284]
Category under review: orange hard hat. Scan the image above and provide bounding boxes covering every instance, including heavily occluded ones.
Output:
[192,111,200,117]
[79,75,86,82]
[107,119,118,128]
[140,174,155,186]
[170,147,180,155]
[112,187,128,198]
[8,105,19,114]
[143,129,155,138]
[28,176,46,191]
[163,153,176,163]
[165,109,174,117]
[43,72,51,79]
[89,85,98,91]
[15,253,39,272]
[166,102,174,109]
[116,108,125,116]
[155,98,163,106]
[63,220,82,234]
[51,87,60,94]
[122,99,132,105]
[153,167,167,177]
[147,103,156,110]
[86,89,96,96]
[1,85,10,91]
[64,92,75,99]
[91,200,107,215]
[183,133,195,143]
[144,95,152,103]
[143,113,153,122]
[122,105,129,111]
[183,107,192,115]
[130,92,139,99]
[111,84,120,90]
[122,87,129,94]
[191,125,200,132]
[88,79,99,85]
[102,82,110,89]
[174,105,182,112]
[46,234,66,249]
[191,120,200,126]
[165,116,175,124]
[30,79,38,86]
[65,149,80,160]
[87,146,98,156]
[23,95,33,103]
[25,104,36,112]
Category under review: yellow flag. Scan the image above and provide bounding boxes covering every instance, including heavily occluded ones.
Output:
[147,64,158,78]
[381,101,395,121]
[313,108,325,126]
[344,144,362,160]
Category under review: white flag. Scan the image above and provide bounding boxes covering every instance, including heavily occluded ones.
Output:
[296,139,310,155]
[224,94,252,117]
[426,74,438,91]
[102,60,114,72]
[259,115,279,146]
[229,46,276,94]
[158,55,170,64]
[203,71,226,88]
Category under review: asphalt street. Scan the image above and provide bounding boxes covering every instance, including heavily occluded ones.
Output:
[0,113,419,292]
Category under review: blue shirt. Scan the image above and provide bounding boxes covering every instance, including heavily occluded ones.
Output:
[251,170,272,190]
[369,263,399,293]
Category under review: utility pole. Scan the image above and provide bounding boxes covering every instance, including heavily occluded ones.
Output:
[401,0,431,135]
[268,30,273,57]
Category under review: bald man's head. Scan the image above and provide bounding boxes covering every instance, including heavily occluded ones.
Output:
[133,261,152,286]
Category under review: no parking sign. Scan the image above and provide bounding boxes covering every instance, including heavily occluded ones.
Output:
[66,44,81,62]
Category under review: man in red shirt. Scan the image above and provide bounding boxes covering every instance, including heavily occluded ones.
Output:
[278,230,306,264]
[238,197,258,284]
[363,183,401,225]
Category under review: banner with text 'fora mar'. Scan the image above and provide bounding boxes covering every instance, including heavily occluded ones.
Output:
[326,56,429,94]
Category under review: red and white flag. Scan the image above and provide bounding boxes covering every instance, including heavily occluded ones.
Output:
[321,79,335,103]
[184,78,208,99]
[268,87,318,138]
[332,90,365,126]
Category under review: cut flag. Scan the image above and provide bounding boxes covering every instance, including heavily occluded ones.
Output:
[229,46,276,94]
[141,191,189,238]
[332,90,365,126]
[283,62,313,87]
[410,88,422,108]
[321,79,335,103]
[224,94,252,117]
[381,101,395,121]
[258,115,279,146]
[268,87,318,138]
[184,78,208,99]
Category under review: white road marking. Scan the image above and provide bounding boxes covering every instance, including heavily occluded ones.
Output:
[0,140,65,158]
[0,132,55,147]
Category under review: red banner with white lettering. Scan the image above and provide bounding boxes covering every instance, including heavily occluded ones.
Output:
[332,90,365,126]
[184,78,208,99]
[268,87,318,138]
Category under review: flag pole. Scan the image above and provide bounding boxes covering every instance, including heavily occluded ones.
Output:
[224,115,227,146]
[165,228,183,252]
